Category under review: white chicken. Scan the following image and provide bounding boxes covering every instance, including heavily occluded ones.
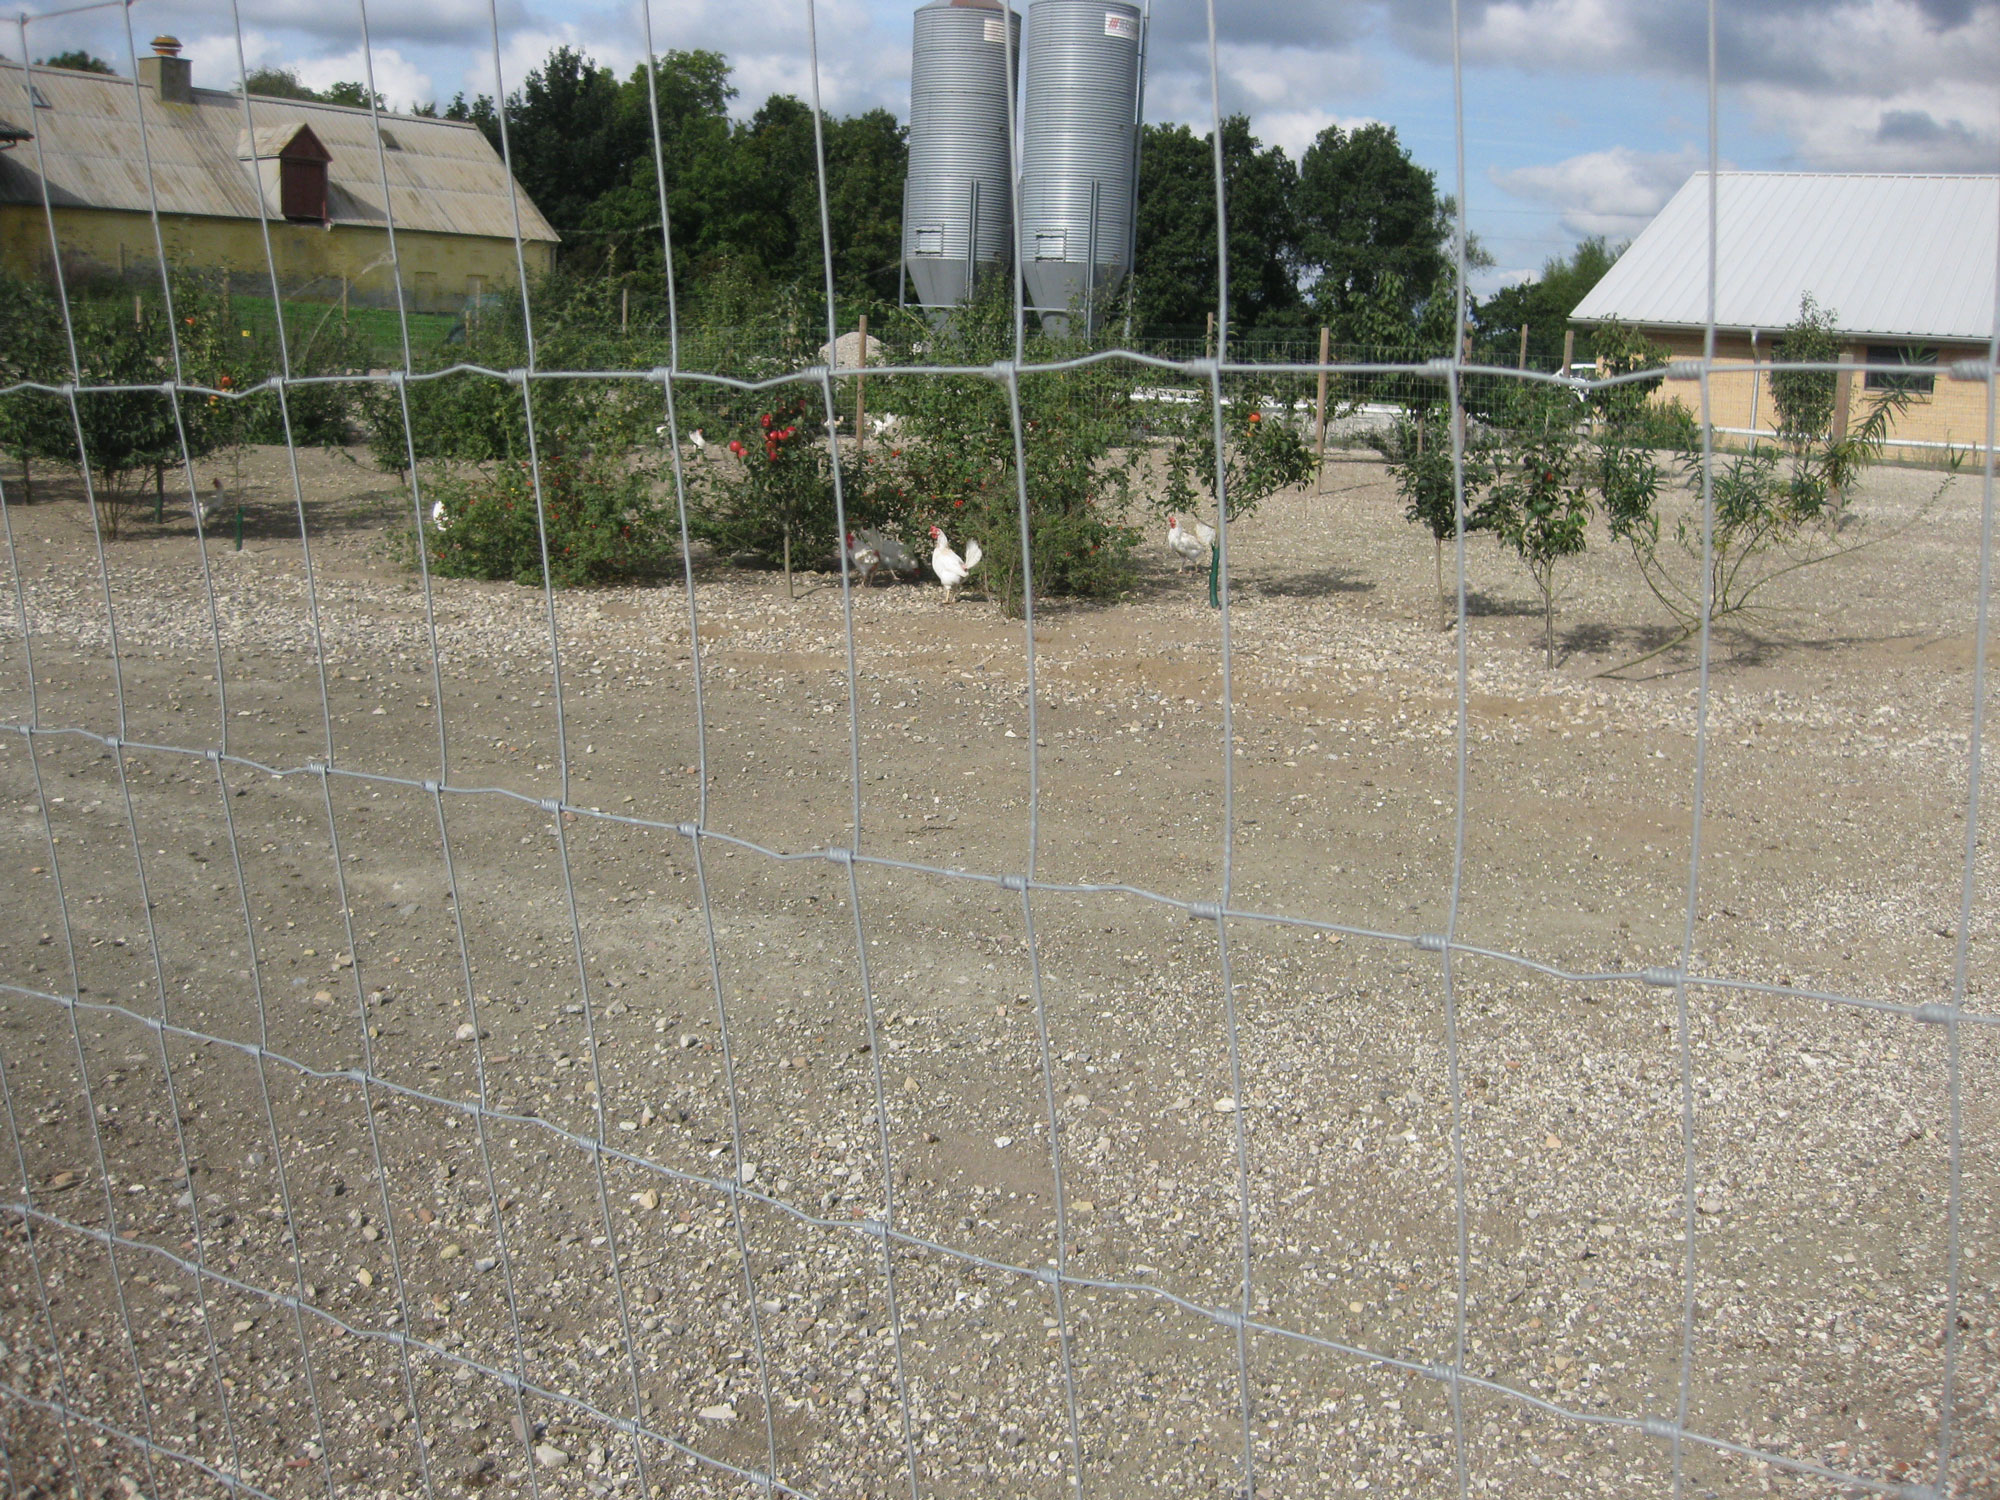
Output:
[844,531,882,587]
[928,524,982,603]
[195,477,222,528]
[1192,518,1216,550]
[1166,514,1209,568]
[430,498,450,531]
[868,412,902,441]
[655,424,707,453]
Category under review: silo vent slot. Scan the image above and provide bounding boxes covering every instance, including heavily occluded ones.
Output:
[1035,232,1067,261]
[913,227,945,256]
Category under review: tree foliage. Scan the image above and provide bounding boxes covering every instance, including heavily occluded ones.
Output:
[1475,236,1622,366]
[1133,117,1304,334]
[36,51,115,74]
[1296,123,1465,347]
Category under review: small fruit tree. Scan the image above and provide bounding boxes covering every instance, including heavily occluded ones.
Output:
[887,279,1139,612]
[1157,396,1317,529]
[1610,296,1927,661]
[1476,383,1595,668]
[685,395,834,598]
[364,281,673,587]
[1381,404,1492,631]
[0,270,240,537]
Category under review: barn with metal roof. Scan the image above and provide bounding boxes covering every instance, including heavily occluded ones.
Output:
[1572,171,1996,457]
[0,38,557,312]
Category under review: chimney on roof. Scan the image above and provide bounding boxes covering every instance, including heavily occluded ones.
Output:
[138,35,192,106]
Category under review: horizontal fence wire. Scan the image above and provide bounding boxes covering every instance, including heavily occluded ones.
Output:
[0,0,1995,1497]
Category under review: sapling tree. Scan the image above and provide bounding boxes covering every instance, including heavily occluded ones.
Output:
[1158,391,1317,528]
[1382,403,1491,630]
[1609,295,1934,668]
[1477,384,1593,667]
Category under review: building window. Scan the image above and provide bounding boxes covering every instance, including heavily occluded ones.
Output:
[1864,344,1935,396]
[279,155,327,222]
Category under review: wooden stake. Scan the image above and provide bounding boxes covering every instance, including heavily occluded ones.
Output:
[341,275,349,320]
[1830,347,1857,444]
[1314,325,1330,452]
[134,293,143,329]
[621,284,629,335]
[1561,327,1575,375]
[1205,311,1215,359]
[1517,322,1529,370]
[855,315,868,457]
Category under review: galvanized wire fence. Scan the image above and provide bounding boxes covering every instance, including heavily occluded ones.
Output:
[1,1,1997,1498]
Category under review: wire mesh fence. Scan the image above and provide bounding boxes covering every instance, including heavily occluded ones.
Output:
[1,1,1997,1499]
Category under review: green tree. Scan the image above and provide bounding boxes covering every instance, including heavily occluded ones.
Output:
[241,66,318,100]
[1769,292,1843,453]
[1133,116,1303,334]
[886,277,1138,610]
[1296,123,1457,345]
[1381,407,1493,630]
[1475,236,1622,366]
[497,47,631,254]
[36,51,115,74]
[1476,385,1594,667]
[577,52,737,281]
[320,81,385,110]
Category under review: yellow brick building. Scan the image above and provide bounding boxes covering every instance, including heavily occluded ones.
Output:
[1572,172,1996,460]
[0,40,556,313]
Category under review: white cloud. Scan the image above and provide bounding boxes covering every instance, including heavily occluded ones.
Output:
[1491,144,1711,239]
[1257,109,1384,164]
[228,0,531,48]
[294,46,434,110]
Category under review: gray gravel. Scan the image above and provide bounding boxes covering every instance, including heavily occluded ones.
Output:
[0,444,1993,1499]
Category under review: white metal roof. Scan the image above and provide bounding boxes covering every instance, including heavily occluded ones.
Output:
[1570,171,1997,343]
[0,60,557,244]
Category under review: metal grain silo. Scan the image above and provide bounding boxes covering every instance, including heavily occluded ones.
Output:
[1019,0,1144,333]
[902,0,1020,311]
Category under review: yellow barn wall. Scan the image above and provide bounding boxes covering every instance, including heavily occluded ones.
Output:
[1,204,553,312]
[1645,329,1993,459]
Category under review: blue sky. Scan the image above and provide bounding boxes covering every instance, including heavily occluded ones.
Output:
[10,0,1997,295]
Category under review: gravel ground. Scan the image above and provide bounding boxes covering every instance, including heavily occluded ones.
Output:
[0,439,1995,1500]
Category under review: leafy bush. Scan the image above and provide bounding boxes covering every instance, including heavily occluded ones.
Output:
[425,449,669,587]
[0,270,246,535]
[1604,294,1930,664]
[885,279,1138,611]
[1157,391,1317,525]
[1380,406,1492,629]
[1475,384,1596,666]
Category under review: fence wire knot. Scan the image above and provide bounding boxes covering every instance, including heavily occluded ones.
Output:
[1638,1416,1678,1440]
[539,797,562,814]
[1188,901,1221,922]
[1413,932,1447,953]
[824,846,854,866]
[1641,966,1684,987]
[1947,357,1993,383]
[1664,360,1704,379]
[1000,873,1027,893]
[1915,1002,1957,1025]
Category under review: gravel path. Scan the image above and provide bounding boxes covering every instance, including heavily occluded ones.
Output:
[0,443,1993,1500]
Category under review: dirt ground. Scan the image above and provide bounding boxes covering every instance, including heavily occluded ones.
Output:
[0,435,1996,1500]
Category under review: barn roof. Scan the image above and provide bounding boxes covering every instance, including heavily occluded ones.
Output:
[0,58,557,244]
[1570,171,1997,344]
